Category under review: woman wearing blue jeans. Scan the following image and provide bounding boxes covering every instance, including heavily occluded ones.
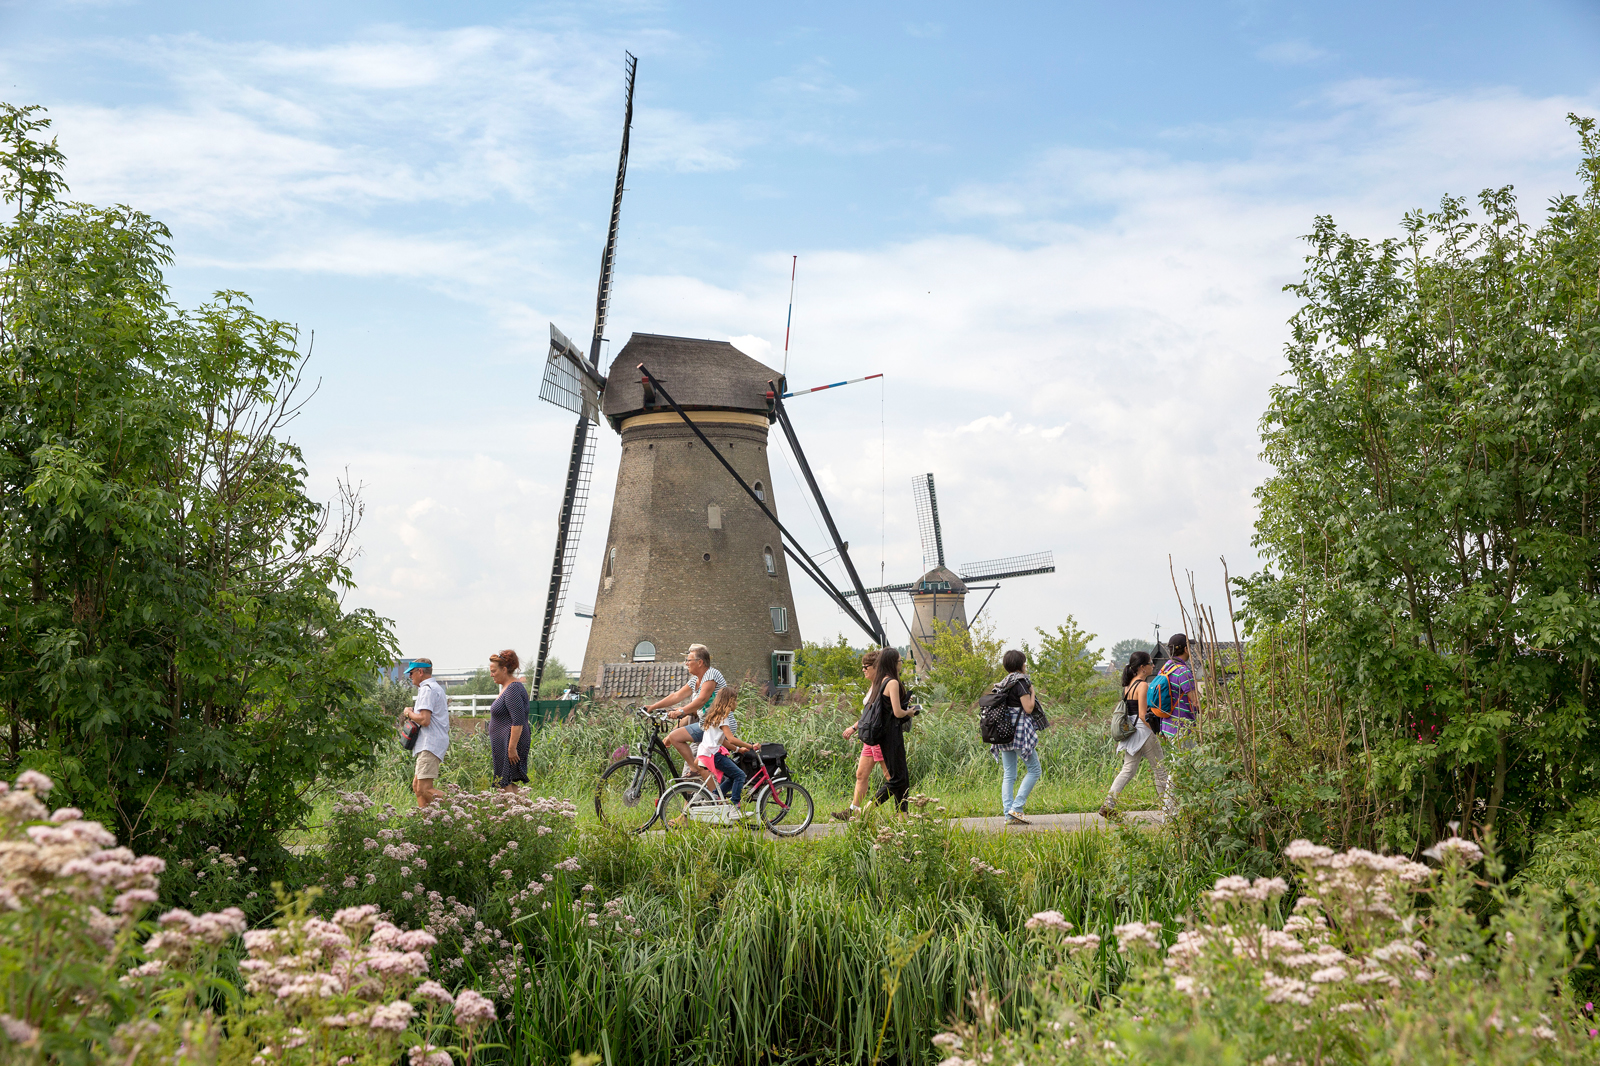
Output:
[990,649,1046,825]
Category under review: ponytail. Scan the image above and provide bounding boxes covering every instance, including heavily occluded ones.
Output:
[1121,650,1153,689]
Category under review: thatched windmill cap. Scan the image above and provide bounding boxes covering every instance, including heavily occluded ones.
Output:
[603,333,782,431]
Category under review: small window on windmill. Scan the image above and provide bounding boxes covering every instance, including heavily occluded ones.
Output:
[632,640,656,663]
[754,481,765,502]
[707,504,722,529]
[763,547,776,576]
[770,607,788,634]
[606,547,616,577]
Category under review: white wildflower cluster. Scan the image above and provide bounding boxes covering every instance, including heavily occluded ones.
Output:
[1024,911,1100,955]
[1112,920,1162,954]
[0,772,165,942]
[968,856,1007,877]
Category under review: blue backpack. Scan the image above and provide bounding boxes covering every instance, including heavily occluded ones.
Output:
[1147,668,1176,719]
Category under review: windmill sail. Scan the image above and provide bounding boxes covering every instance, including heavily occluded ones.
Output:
[958,551,1056,582]
[532,52,637,693]
[540,323,600,420]
[912,473,945,571]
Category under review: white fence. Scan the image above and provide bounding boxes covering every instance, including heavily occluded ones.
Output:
[447,693,498,716]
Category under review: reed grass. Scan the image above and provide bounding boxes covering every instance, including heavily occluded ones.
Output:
[483,811,1235,1066]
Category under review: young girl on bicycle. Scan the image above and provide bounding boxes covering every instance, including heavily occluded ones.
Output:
[694,688,758,811]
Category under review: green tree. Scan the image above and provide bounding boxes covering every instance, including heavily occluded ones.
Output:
[537,656,573,698]
[921,618,1004,706]
[0,103,396,864]
[1025,617,1102,708]
[1109,637,1152,669]
[795,635,870,697]
[1242,114,1600,856]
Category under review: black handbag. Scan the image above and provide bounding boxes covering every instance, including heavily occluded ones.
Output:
[402,717,421,751]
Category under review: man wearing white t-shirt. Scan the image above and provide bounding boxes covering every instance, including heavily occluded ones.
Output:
[403,658,450,807]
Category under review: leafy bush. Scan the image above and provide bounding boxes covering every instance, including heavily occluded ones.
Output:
[1241,115,1600,857]
[1024,619,1102,707]
[933,838,1600,1065]
[922,620,1005,706]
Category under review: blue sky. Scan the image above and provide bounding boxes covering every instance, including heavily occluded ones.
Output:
[3,1,1599,673]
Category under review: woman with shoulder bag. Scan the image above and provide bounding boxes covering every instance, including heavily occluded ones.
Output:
[833,649,887,822]
[991,649,1047,826]
[865,647,914,813]
[1099,650,1172,819]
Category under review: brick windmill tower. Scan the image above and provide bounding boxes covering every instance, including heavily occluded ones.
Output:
[577,335,804,694]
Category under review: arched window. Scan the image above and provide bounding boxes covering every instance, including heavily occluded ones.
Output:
[763,546,776,576]
[753,481,765,502]
[632,640,656,662]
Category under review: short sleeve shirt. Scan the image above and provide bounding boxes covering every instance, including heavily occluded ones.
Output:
[693,668,733,733]
[1155,660,1196,736]
[414,677,451,758]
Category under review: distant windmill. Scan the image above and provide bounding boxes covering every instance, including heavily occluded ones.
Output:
[530,53,637,693]
[846,473,1055,671]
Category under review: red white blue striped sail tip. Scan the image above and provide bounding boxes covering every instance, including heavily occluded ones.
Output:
[775,373,883,399]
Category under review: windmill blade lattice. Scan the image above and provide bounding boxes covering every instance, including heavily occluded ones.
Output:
[958,551,1056,583]
[912,473,945,571]
[539,323,599,421]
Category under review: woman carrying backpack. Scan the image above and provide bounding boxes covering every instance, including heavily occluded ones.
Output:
[860,647,914,813]
[989,649,1047,826]
[1098,650,1171,819]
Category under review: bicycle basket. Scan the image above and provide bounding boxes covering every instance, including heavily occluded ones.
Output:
[759,742,790,778]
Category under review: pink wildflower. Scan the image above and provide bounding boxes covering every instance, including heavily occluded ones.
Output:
[368,1001,415,1032]
[452,989,496,1029]
[1024,910,1073,932]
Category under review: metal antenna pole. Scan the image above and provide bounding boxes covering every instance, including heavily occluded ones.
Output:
[769,383,886,646]
[781,255,796,379]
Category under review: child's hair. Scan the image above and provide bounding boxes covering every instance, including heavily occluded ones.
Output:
[703,687,737,727]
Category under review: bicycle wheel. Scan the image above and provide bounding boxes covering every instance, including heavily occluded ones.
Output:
[758,780,814,837]
[658,780,740,830]
[594,758,666,833]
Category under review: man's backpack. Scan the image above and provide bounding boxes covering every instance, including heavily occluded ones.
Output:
[978,678,1023,745]
[1147,670,1173,718]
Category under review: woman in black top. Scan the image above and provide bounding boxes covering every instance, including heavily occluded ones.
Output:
[487,649,531,790]
[868,647,915,812]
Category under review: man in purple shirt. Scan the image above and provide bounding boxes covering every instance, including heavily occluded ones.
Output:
[1151,633,1198,743]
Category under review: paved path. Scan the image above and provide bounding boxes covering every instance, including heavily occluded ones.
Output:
[785,809,1163,839]
[286,809,1164,852]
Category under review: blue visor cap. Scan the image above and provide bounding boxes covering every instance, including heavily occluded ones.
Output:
[405,660,432,673]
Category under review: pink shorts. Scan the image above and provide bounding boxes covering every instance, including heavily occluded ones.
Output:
[861,743,884,763]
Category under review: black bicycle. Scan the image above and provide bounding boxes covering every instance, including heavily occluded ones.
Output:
[594,706,692,833]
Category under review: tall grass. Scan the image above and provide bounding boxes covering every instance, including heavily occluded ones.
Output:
[488,810,1237,1066]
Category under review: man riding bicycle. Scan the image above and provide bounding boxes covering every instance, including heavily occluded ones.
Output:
[644,644,732,777]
